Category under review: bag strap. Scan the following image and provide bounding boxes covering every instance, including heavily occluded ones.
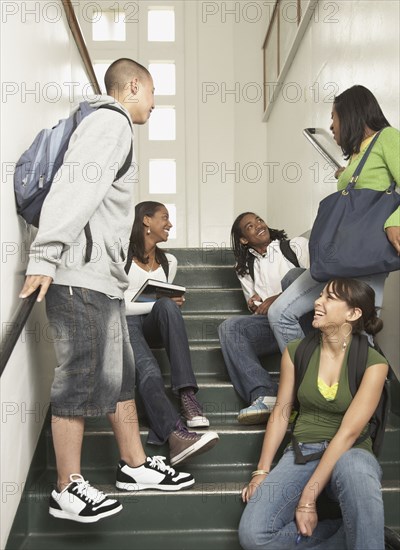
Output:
[280,239,300,268]
[346,131,381,189]
[84,105,133,263]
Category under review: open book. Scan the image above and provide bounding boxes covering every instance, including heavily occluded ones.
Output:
[131,279,186,303]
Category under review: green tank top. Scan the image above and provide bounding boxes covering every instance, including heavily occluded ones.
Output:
[287,339,387,453]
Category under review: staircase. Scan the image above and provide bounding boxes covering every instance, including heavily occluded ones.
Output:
[6,248,400,549]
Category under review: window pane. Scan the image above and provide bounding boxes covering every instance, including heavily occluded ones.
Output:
[149,160,176,193]
[149,107,176,140]
[92,11,126,41]
[164,203,176,239]
[149,63,176,96]
[148,9,175,42]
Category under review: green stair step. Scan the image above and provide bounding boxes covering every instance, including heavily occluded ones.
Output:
[6,530,242,550]
[174,266,240,288]
[166,247,236,266]
[182,288,245,313]
[153,346,281,377]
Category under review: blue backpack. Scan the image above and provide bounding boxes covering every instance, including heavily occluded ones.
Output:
[14,102,133,261]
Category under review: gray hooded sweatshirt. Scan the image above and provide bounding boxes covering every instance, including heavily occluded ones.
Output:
[26,95,135,299]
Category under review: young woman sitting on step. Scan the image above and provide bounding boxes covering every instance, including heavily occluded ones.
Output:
[239,277,388,550]
[124,201,219,467]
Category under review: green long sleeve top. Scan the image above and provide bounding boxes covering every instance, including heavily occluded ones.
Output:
[337,126,400,228]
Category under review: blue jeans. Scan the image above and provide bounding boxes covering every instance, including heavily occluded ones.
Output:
[239,444,384,550]
[126,297,198,445]
[218,268,308,403]
[268,269,388,352]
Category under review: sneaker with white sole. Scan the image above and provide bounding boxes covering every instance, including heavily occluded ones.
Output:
[180,389,210,428]
[237,396,277,425]
[169,419,219,466]
[49,474,122,523]
[116,456,195,491]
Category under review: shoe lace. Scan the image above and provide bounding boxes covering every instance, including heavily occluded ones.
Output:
[174,419,200,441]
[181,391,203,418]
[147,455,176,476]
[70,475,106,504]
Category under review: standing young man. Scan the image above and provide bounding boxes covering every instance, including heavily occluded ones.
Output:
[19,59,194,524]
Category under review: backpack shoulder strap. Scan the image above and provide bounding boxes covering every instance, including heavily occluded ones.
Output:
[293,331,320,410]
[97,104,133,181]
[347,334,369,396]
[247,253,255,281]
[160,255,170,279]
[280,239,300,268]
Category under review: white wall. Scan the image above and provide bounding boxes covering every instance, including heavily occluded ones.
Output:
[196,1,268,248]
[0,1,92,546]
[263,0,400,370]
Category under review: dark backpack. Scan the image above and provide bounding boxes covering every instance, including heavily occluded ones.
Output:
[247,239,300,281]
[292,331,392,461]
[14,102,133,262]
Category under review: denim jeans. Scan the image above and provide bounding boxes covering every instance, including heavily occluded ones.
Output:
[46,285,135,417]
[268,269,388,352]
[218,268,308,404]
[126,297,198,445]
[239,444,384,550]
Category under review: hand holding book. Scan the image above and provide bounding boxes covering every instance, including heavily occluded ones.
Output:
[131,279,186,303]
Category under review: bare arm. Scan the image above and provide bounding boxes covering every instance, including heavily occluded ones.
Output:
[242,348,295,502]
[296,361,388,537]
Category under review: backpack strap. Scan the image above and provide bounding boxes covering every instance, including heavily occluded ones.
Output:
[291,331,325,464]
[98,104,133,181]
[160,255,170,279]
[247,253,255,281]
[293,331,320,411]
[280,239,300,268]
[84,105,133,263]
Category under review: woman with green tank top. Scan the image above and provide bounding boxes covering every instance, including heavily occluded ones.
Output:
[239,278,388,550]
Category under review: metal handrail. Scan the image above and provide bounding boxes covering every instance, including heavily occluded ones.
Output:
[0,290,39,376]
[303,128,342,170]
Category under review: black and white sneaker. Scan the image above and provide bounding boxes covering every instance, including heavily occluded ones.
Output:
[116,456,195,492]
[49,474,122,523]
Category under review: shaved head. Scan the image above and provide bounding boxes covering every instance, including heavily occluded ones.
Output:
[104,58,151,95]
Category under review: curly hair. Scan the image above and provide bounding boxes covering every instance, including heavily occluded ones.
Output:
[231,212,288,277]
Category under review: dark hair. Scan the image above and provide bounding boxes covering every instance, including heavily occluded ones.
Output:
[126,201,168,269]
[334,85,390,159]
[104,58,151,95]
[326,278,383,336]
[231,212,288,277]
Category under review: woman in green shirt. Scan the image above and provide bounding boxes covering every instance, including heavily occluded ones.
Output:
[268,85,400,353]
[239,277,388,549]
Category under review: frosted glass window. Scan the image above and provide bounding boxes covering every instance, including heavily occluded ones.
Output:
[164,204,177,239]
[149,160,176,193]
[148,10,175,42]
[149,107,176,140]
[92,11,126,41]
[149,63,176,95]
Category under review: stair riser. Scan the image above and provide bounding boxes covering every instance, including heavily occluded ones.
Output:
[13,489,400,536]
[153,347,280,377]
[174,267,240,289]
[180,289,246,313]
